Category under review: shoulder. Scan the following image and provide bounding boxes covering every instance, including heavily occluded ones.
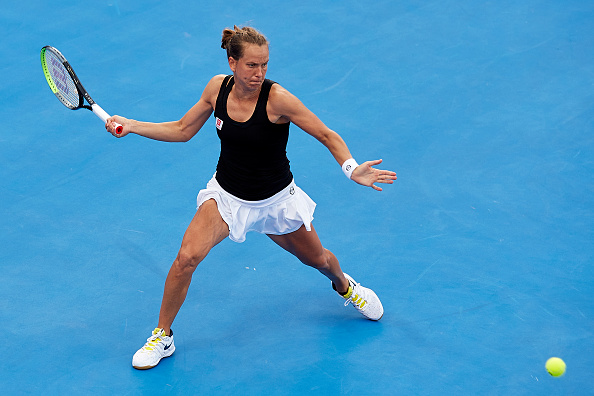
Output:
[268,82,310,120]
[206,74,228,92]
[201,74,228,106]
[268,82,291,98]
[268,83,301,111]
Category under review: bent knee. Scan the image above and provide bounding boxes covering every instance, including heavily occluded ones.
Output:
[175,247,207,273]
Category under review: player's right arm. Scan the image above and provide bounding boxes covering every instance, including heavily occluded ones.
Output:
[106,75,225,142]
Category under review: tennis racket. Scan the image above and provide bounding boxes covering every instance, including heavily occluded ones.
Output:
[40,45,123,134]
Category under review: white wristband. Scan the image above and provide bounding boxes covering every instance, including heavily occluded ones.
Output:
[341,158,359,179]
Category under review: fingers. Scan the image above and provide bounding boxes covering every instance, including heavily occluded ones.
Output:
[106,121,121,137]
[351,159,397,191]
[106,116,125,138]
[371,168,396,182]
[375,178,394,186]
[380,171,397,181]
[365,159,383,167]
[364,160,396,178]
[105,117,115,131]
[370,168,396,191]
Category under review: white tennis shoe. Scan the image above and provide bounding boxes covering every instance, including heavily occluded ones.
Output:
[335,273,384,320]
[132,328,175,370]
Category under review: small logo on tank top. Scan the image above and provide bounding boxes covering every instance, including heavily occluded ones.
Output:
[290,187,295,195]
[215,117,223,130]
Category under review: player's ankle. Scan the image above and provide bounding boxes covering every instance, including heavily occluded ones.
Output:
[332,278,350,295]
[157,326,172,337]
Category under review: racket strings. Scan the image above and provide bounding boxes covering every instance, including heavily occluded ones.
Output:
[44,50,79,108]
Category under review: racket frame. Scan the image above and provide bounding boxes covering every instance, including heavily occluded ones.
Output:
[41,45,122,133]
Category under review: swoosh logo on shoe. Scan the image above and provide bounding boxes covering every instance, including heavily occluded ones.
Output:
[164,342,173,351]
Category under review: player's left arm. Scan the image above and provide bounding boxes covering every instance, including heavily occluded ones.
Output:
[268,84,396,191]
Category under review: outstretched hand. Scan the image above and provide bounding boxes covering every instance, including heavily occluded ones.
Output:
[351,159,397,191]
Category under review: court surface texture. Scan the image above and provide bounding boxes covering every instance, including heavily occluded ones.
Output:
[1,1,592,394]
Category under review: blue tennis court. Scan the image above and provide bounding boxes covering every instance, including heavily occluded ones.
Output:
[1,1,592,394]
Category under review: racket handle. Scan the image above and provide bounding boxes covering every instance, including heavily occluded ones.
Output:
[92,104,123,134]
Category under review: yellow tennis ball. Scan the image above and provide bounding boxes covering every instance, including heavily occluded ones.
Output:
[545,357,566,377]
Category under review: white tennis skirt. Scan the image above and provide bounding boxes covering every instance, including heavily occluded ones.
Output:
[196,175,316,243]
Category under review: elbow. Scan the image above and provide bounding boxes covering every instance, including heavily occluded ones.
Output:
[318,129,340,147]
[178,134,192,143]
[177,121,194,142]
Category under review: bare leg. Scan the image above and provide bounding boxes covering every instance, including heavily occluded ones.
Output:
[157,199,229,334]
[267,224,349,294]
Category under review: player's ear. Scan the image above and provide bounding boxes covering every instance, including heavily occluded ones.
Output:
[228,56,237,72]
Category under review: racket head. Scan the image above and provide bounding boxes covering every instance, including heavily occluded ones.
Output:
[41,46,83,109]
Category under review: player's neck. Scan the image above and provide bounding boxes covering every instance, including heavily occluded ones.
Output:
[231,79,261,101]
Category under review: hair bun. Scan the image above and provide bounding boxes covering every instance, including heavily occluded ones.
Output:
[221,25,268,59]
[221,25,238,49]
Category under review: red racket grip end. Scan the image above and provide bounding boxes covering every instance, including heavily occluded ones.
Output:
[115,123,123,135]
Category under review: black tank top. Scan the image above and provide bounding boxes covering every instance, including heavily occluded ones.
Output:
[214,75,293,200]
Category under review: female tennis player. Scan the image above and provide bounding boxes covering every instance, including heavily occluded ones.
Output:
[106,26,397,370]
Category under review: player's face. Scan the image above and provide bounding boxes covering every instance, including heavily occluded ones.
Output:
[229,44,269,91]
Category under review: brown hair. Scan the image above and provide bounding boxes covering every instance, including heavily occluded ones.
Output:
[221,25,268,60]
